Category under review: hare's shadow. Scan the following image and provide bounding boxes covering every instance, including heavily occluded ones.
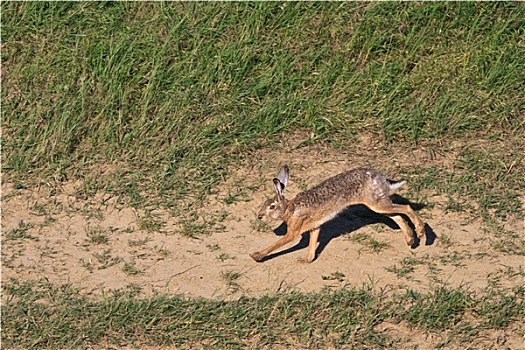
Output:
[262,195,436,262]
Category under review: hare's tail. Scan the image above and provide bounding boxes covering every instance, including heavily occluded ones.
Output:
[387,179,406,191]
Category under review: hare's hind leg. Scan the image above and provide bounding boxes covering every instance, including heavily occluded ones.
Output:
[389,215,414,245]
[366,199,425,244]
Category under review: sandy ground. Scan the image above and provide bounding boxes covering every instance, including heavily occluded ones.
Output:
[2,133,523,348]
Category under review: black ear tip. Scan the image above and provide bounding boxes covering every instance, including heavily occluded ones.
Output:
[272,178,285,191]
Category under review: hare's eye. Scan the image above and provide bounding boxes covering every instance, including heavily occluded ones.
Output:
[269,204,276,210]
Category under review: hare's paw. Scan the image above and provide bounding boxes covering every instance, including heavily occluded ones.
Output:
[416,226,426,238]
[250,252,264,262]
[414,219,426,238]
[298,256,315,264]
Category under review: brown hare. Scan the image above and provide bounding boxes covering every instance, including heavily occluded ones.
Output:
[250,165,425,263]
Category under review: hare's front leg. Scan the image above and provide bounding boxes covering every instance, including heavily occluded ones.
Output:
[250,220,304,262]
[299,227,320,263]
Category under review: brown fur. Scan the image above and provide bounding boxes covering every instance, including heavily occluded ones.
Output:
[250,165,425,263]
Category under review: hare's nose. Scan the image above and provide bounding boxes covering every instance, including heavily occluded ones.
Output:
[258,214,263,220]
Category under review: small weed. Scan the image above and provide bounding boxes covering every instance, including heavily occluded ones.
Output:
[137,210,163,233]
[80,206,104,221]
[351,232,390,253]
[179,210,228,238]
[128,237,152,247]
[484,219,524,256]
[92,250,121,270]
[351,232,370,244]
[488,265,525,282]
[13,182,27,190]
[122,262,143,276]
[444,195,465,213]
[322,271,346,282]
[386,257,425,280]
[438,232,453,248]
[153,246,170,259]
[385,265,415,280]
[368,237,390,253]
[180,220,209,238]
[113,284,143,299]
[206,210,228,229]
[42,216,56,226]
[220,190,251,205]
[372,225,388,234]
[39,243,59,259]
[439,251,468,268]
[490,240,524,255]
[251,219,273,232]
[85,226,109,245]
[1,247,25,269]
[207,244,220,252]
[80,259,94,273]
[426,261,443,283]
[221,270,242,293]
[217,253,235,262]
[5,221,38,241]
[30,203,47,216]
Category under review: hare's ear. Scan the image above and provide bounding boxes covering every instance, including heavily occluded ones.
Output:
[272,178,285,201]
[276,165,289,189]
[273,179,284,202]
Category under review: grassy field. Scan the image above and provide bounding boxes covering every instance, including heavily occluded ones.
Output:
[2,2,524,349]
[2,278,524,349]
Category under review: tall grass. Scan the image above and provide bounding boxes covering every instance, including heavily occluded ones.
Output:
[3,2,524,206]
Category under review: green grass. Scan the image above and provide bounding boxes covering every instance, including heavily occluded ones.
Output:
[2,278,523,349]
[3,2,524,215]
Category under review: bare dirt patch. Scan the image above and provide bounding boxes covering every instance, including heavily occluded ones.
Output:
[2,133,522,301]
